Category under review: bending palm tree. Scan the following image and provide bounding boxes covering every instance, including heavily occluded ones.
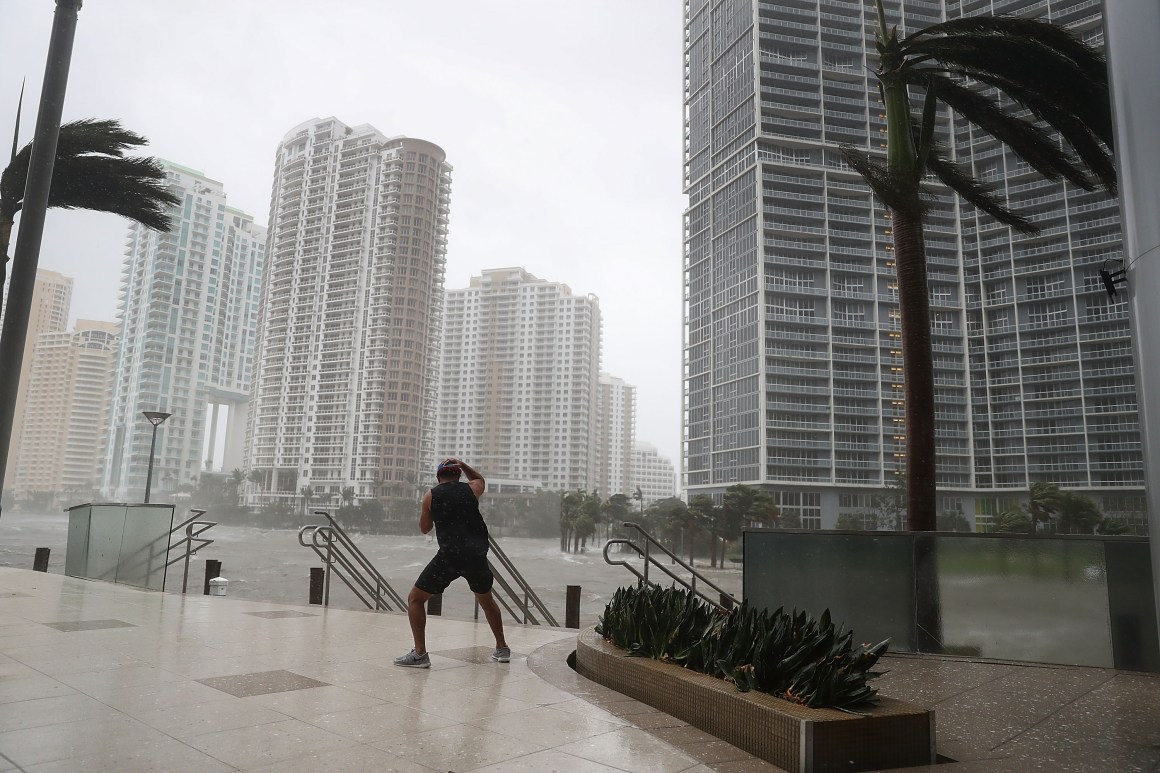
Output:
[842,5,1116,531]
[1,118,179,292]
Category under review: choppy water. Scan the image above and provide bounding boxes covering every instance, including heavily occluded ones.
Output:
[0,510,742,628]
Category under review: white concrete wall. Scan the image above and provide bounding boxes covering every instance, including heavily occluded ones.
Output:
[1104,0,1160,643]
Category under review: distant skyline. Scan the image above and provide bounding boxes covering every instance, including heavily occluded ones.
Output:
[1,1,685,466]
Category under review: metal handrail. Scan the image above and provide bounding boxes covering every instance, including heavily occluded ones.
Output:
[165,508,217,593]
[298,511,406,612]
[485,534,558,626]
[604,521,738,612]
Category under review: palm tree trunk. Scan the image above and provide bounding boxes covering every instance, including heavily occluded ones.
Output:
[894,205,944,654]
[893,207,937,532]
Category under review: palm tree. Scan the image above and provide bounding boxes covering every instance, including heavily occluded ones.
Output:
[300,485,315,517]
[842,6,1116,531]
[1,118,180,292]
[1027,481,1064,534]
[229,468,245,507]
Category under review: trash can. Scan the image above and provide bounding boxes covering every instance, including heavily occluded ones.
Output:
[209,577,229,597]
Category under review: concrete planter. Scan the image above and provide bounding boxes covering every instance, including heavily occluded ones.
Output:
[575,628,934,773]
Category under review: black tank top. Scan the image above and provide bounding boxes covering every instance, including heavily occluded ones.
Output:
[430,481,489,555]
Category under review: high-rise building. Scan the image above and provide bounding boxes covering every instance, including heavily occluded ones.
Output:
[683,1,1139,528]
[246,118,451,507]
[632,442,678,506]
[1,268,72,491]
[101,162,266,501]
[596,373,636,498]
[13,320,118,501]
[437,267,602,492]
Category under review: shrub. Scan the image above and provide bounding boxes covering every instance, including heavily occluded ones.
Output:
[595,584,888,710]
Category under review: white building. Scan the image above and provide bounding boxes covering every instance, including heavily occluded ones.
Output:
[246,118,451,507]
[437,267,602,492]
[102,162,265,501]
[13,320,118,502]
[632,442,678,506]
[596,373,636,498]
[683,0,1138,529]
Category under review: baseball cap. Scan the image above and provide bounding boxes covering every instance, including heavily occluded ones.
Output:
[436,460,460,475]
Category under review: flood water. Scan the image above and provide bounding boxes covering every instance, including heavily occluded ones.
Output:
[0,509,742,628]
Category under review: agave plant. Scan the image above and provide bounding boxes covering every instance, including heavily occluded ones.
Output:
[597,585,889,709]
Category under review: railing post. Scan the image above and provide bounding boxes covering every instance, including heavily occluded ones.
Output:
[203,559,221,595]
[720,592,735,611]
[428,593,443,616]
[523,589,529,625]
[33,547,49,572]
[566,585,581,629]
[323,534,332,606]
[643,539,650,585]
[309,567,324,605]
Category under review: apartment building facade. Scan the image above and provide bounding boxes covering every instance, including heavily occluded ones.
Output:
[13,321,118,501]
[102,162,266,501]
[246,118,451,507]
[1,268,73,492]
[683,0,1139,528]
[632,442,679,506]
[596,373,636,498]
[437,268,602,492]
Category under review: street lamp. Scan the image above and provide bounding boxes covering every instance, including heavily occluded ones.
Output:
[142,411,171,503]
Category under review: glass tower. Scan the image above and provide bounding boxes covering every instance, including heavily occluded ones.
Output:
[682,0,1141,529]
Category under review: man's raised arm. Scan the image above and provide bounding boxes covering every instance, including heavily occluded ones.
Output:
[455,459,485,498]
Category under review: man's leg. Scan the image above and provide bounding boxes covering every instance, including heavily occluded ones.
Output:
[473,590,508,650]
[408,585,433,654]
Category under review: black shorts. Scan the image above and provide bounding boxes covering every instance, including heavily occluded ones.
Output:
[415,551,493,594]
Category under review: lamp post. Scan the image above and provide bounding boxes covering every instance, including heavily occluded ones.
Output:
[142,411,171,503]
[0,0,84,522]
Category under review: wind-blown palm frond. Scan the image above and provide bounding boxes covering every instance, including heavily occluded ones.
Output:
[32,155,176,231]
[893,16,1116,199]
[1,119,178,224]
[0,118,179,290]
[924,152,1036,233]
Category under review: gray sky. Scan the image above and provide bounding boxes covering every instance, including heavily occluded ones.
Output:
[3,1,686,467]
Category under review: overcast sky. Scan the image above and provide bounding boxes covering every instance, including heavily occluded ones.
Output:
[3,1,686,467]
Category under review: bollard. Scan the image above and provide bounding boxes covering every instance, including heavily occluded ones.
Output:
[33,547,50,572]
[309,567,325,605]
[720,592,735,611]
[565,585,581,629]
[203,559,222,595]
[427,593,443,616]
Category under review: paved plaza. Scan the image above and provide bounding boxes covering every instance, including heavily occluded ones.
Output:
[1,567,1158,772]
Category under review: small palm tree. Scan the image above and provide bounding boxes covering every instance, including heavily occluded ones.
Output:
[1027,481,1064,534]
[300,484,315,517]
[1,118,179,291]
[843,5,1116,530]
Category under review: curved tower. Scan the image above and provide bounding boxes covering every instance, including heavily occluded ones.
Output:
[247,118,452,509]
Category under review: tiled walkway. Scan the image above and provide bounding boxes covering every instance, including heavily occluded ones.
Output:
[1,567,1158,772]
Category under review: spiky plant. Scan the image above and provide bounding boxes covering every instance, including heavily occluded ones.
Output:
[0,118,179,291]
[841,4,1116,532]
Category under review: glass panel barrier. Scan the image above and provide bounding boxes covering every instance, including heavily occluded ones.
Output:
[936,535,1112,667]
[745,531,915,650]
